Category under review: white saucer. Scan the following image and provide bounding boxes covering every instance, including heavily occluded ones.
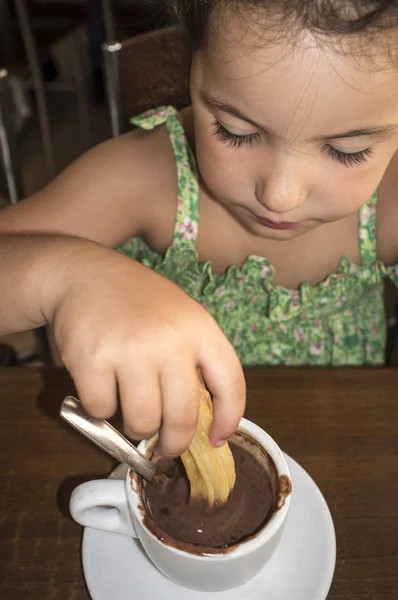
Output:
[82,455,336,600]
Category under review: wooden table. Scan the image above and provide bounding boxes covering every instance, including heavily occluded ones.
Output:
[0,367,397,599]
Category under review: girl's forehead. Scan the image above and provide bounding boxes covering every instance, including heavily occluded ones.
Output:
[193,28,398,142]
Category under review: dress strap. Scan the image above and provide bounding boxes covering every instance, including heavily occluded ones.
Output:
[358,190,378,264]
[131,106,200,248]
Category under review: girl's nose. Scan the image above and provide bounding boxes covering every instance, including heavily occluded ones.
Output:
[256,163,307,214]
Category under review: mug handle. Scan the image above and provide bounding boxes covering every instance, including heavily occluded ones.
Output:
[69,479,137,538]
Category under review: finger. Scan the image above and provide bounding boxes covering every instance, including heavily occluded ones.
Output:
[70,361,118,419]
[118,364,162,441]
[198,337,246,447]
[157,363,199,457]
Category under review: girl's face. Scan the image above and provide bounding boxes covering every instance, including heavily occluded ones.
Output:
[190,21,398,240]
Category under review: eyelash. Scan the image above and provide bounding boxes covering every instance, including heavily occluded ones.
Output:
[212,122,260,149]
[325,145,373,167]
[213,121,374,168]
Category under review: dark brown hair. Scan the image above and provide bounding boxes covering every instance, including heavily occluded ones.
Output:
[166,1,398,50]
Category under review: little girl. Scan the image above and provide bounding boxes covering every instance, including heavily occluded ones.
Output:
[1,0,397,456]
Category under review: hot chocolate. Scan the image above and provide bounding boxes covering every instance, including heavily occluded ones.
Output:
[139,432,288,554]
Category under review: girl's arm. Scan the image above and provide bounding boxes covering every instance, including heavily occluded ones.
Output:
[0,132,246,457]
[0,127,172,246]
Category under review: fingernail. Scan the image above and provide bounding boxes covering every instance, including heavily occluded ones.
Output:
[215,439,227,448]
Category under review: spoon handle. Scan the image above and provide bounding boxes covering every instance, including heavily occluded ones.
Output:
[60,396,160,485]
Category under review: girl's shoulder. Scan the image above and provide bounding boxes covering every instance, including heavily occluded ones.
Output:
[124,107,196,252]
[376,153,398,266]
[0,116,181,250]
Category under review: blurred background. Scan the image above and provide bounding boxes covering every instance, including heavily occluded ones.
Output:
[0,0,173,365]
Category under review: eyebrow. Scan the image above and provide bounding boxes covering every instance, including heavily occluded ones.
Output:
[201,91,397,141]
[313,126,397,141]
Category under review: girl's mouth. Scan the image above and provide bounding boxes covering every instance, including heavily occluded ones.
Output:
[256,216,298,230]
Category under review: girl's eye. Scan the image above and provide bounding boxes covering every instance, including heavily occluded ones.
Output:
[326,144,373,167]
[212,122,260,149]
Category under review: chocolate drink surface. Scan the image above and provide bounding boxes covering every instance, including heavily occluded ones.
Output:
[141,436,279,553]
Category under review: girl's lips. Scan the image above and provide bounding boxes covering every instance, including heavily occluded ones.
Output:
[256,216,298,230]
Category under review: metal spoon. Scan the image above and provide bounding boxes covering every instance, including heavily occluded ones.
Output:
[60,396,169,492]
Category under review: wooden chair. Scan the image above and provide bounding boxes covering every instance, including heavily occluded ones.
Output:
[102,27,191,137]
[101,0,169,46]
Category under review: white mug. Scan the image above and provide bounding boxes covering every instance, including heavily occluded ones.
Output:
[70,418,292,592]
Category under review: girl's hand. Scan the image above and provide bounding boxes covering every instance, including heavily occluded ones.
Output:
[47,245,246,457]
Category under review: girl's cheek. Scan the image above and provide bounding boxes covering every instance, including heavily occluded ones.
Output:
[197,136,234,173]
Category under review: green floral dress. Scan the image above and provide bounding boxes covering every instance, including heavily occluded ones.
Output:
[118,106,398,366]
